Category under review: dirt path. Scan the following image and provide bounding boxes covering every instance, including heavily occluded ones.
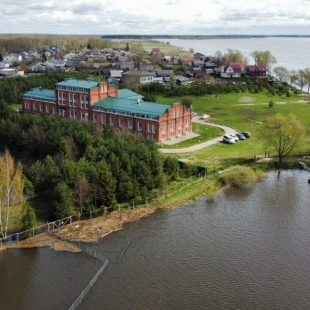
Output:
[9,206,158,252]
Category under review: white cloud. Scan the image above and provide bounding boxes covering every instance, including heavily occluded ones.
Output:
[0,0,310,34]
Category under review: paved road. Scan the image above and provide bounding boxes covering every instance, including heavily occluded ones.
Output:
[159,117,239,154]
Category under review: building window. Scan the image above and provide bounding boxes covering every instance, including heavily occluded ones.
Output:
[33,103,36,110]
[39,104,43,111]
[52,107,56,114]
[102,115,105,124]
[138,122,142,132]
[178,120,182,128]
[186,119,189,125]
[74,111,77,118]
[93,114,97,122]
[161,124,165,133]
[85,113,89,121]
[170,122,174,131]
[70,110,74,118]
[81,112,85,119]
[152,125,155,133]
[46,106,49,113]
[110,117,114,125]
[119,119,123,127]
[128,119,133,129]
[147,124,151,132]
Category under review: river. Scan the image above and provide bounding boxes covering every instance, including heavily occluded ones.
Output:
[159,37,310,71]
[1,169,310,309]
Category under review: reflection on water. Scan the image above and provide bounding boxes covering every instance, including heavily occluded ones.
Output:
[1,170,310,310]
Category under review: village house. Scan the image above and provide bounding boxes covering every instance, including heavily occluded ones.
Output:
[22,78,192,142]
[245,65,267,77]
[220,63,243,78]
[2,53,22,65]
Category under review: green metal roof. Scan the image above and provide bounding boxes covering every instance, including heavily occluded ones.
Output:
[23,87,55,101]
[93,97,170,117]
[56,78,99,89]
[118,89,144,100]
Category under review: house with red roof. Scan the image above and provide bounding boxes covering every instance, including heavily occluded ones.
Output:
[220,63,243,78]
[245,65,267,77]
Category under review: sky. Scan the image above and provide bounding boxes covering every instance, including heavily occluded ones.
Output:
[1,0,310,35]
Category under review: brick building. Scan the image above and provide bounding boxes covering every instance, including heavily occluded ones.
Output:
[22,78,192,142]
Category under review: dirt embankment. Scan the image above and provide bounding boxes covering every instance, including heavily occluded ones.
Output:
[10,206,158,252]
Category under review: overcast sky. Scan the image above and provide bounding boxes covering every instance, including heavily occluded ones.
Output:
[1,0,310,35]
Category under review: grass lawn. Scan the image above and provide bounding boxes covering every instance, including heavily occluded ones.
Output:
[157,90,310,167]
[160,122,224,149]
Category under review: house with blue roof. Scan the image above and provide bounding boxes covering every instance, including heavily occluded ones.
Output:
[22,78,192,142]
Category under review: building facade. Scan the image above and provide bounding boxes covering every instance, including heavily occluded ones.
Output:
[22,78,192,142]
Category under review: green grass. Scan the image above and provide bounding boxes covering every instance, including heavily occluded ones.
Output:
[160,123,223,149]
[157,90,310,167]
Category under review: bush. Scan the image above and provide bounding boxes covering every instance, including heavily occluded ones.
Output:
[268,100,274,108]
[219,165,261,190]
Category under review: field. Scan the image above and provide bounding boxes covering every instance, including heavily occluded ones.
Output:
[157,90,310,167]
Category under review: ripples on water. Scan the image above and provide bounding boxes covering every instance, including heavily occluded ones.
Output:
[1,170,310,310]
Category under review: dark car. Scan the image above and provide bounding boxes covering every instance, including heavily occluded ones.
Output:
[236,133,246,140]
[240,131,251,138]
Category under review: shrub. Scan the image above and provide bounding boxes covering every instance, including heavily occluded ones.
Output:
[268,100,274,108]
[219,165,261,190]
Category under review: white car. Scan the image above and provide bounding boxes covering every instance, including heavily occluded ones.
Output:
[223,134,235,144]
[230,134,239,141]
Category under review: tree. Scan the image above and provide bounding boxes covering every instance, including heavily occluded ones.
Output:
[222,49,243,64]
[181,97,192,108]
[296,69,306,91]
[22,203,37,235]
[125,42,130,51]
[273,66,289,83]
[0,52,3,62]
[288,70,298,86]
[250,50,277,70]
[72,176,91,219]
[303,67,310,93]
[53,181,74,218]
[258,113,306,165]
[0,149,25,238]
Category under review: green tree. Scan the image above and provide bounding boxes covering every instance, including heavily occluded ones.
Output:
[258,113,306,165]
[296,69,306,91]
[222,49,243,63]
[22,203,37,235]
[97,160,117,210]
[0,149,25,237]
[53,181,74,218]
[125,42,130,51]
[288,70,298,86]
[273,66,289,83]
[250,50,277,70]
[181,97,193,108]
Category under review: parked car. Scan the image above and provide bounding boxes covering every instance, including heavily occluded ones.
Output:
[240,131,251,138]
[230,134,239,141]
[223,134,235,144]
[236,133,246,140]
